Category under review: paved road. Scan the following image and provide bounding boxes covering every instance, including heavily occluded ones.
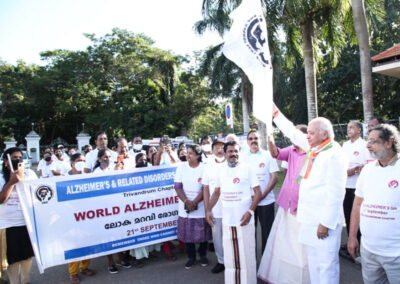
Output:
[28,237,362,284]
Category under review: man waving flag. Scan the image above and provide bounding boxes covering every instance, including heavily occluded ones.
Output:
[222,0,273,134]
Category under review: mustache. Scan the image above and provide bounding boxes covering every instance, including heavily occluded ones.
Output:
[229,155,238,159]
[251,142,258,146]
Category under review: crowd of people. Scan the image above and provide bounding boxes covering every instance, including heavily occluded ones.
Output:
[0,104,399,284]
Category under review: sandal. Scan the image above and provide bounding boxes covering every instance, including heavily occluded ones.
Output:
[81,268,95,276]
[70,274,80,284]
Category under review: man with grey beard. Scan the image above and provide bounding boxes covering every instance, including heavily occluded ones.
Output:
[348,124,400,284]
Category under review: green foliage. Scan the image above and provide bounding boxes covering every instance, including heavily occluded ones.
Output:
[0,28,212,148]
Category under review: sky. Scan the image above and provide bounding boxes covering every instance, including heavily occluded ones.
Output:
[0,0,223,65]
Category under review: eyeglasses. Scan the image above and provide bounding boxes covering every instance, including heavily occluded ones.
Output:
[248,137,258,141]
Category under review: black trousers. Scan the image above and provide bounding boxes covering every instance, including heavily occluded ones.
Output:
[343,188,361,242]
[255,203,275,253]
[185,242,207,259]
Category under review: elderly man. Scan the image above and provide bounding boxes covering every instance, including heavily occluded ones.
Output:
[115,138,135,169]
[202,139,226,274]
[348,124,400,284]
[340,121,369,260]
[241,130,279,253]
[272,105,348,284]
[84,131,117,173]
[207,141,261,284]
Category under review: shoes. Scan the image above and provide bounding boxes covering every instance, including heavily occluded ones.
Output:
[185,258,197,269]
[116,261,132,269]
[211,263,225,273]
[149,252,159,261]
[80,268,95,276]
[108,265,119,274]
[339,247,353,261]
[200,257,209,267]
[70,274,80,284]
[165,253,177,261]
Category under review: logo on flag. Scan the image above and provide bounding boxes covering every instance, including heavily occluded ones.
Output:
[245,15,269,67]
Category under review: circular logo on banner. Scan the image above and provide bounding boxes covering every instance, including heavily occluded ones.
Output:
[36,185,53,204]
[233,177,240,184]
[226,105,231,119]
[388,180,399,190]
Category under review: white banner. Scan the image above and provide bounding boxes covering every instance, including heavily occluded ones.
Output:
[17,165,178,272]
[225,102,234,128]
[222,0,273,134]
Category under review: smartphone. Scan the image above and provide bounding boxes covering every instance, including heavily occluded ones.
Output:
[7,154,21,172]
[117,155,124,164]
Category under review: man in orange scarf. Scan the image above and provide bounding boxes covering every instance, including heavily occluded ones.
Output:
[272,104,348,284]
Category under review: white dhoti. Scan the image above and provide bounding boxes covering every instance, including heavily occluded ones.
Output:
[299,222,342,284]
[223,223,256,284]
[258,207,310,284]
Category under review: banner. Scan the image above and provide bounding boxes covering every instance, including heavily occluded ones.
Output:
[225,102,234,128]
[222,0,273,134]
[17,165,178,272]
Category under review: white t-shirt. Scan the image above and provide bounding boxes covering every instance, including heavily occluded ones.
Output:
[343,137,369,188]
[215,163,259,226]
[128,149,146,159]
[355,158,400,257]
[202,158,225,218]
[54,159,71,176]
[174,162,205,218]
[160,151,179,166]
[39,162,57,178]
[85,148,117,172]
[92,166,112,174]
[0,169,37,229]
[241,149,279,206]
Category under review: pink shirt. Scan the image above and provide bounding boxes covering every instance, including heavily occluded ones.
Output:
[276,146,306,215]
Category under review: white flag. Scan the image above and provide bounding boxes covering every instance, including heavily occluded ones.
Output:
[222,0,273,134]
[225,102,234,128]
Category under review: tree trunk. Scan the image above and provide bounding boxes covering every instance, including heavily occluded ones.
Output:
[302,19,318,121]
[351,0,374,122]
[241,72,251,133]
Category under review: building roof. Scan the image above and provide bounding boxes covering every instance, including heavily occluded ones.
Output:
[371,43,400,62]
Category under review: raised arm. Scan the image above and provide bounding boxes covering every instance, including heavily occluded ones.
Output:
[272,104,309,152]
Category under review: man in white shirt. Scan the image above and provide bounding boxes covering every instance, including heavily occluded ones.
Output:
[128,135,146,158]
[54,148,71,176]
[340,121,369,260]
[207,141,261,284]
[348,124,400,284]
[84,131,117,173]
[115,138,135,170]
[202,138,226,274]
[200,136,213,163]
[241,130,279,253]
[272,104,348,284]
